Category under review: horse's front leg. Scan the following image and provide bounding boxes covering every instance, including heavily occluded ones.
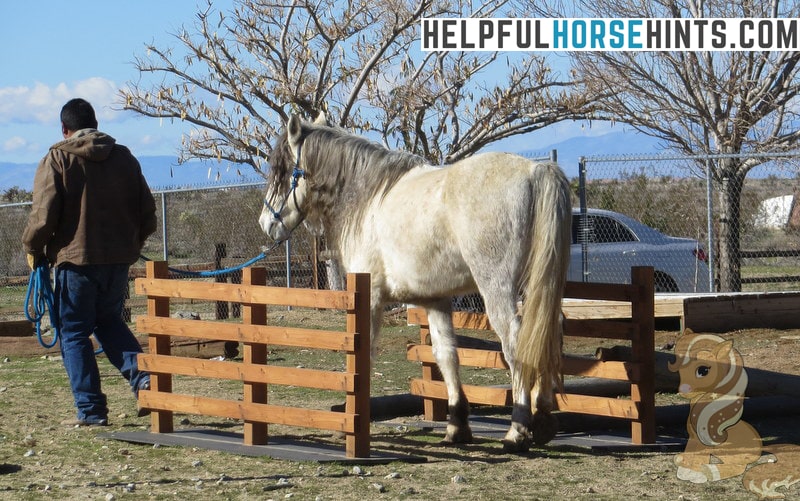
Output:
[426,304,472,444]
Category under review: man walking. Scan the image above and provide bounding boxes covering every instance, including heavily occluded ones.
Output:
[22,98,157,426]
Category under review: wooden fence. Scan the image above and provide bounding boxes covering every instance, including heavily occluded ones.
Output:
[407,266,656,444]
[134,261,372,458]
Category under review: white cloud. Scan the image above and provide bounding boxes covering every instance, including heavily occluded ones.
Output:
[3,136,27,151]
[0,78,122,125]
[0,136,41,156]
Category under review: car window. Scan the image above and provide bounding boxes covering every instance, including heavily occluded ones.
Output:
[573,214,637,244]
[592,215,637,243]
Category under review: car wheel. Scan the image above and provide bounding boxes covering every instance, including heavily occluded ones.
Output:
[654,272,679,293]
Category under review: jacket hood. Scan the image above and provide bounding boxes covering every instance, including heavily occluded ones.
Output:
[52,129,117,162]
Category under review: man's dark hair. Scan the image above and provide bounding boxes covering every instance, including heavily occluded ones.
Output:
[60,98,98,131]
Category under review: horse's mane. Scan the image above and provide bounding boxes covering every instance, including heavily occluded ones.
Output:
[670,334,747,446]
[269,122,425,238]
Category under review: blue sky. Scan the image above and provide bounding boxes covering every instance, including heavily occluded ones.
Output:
[0,1,636,171]
[0,1,238,164]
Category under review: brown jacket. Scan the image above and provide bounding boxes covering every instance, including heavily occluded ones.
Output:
[22,130,157,266]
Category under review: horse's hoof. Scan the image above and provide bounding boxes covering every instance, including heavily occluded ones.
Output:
[532,412,559,446]
[443,424,473,444]
[501,437,532,453]
[501,426,532,453]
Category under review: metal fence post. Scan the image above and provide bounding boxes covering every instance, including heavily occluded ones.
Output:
[285,238,292,311]
[160,191,168,262]
[578,157,588,282]
[705,157,715,291]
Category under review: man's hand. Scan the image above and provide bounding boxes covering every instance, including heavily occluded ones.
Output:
[27,253,43,270]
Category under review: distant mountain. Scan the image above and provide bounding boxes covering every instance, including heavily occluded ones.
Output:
[0,131,664,192]
[0,156,262,192]
[136,156,262,189]
[519,130,664,178]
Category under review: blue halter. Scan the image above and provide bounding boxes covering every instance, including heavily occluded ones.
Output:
[263,144,306,234]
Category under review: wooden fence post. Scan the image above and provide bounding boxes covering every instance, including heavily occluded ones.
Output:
[215,243,229,320]
[145,260,173,433]
[345,273,371,458]
[630,266,656,444]
[242,267,268,445]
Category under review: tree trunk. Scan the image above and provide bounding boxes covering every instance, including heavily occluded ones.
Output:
[717,172,745,292]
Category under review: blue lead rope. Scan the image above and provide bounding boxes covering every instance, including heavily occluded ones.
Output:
[25,244,281,351]
[25,262,103,354]
[24,262,59,349]
[141,250,271,277]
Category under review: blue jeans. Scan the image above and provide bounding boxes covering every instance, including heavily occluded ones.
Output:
[55,263,149,421]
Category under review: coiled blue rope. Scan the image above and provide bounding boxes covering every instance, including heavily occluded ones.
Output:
[24,262,101,354]
[24,261,59,349]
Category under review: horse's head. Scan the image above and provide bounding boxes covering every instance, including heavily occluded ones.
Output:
[668,331,736,398]
[259,113,325,242]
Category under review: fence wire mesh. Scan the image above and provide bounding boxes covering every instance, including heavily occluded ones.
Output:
[0,181,322,324]
[579,151,800,293]
[3,149,800,323]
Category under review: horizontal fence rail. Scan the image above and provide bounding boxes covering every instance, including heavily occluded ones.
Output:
[407,266,656,445]
[135,261,372,458]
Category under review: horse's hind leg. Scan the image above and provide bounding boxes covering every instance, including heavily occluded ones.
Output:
[481,297,534,452]
[426,303,472,444]
[532,370,559,446]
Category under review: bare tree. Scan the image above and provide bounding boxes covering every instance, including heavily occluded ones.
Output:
[545,0,800,291]
[121,0,592,174]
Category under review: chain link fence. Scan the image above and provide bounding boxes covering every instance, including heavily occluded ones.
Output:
[4,149,799,324]
[578,151,800,293]
[0,180,323,324]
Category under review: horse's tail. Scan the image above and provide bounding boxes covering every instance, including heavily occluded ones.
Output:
[516,162,572,393]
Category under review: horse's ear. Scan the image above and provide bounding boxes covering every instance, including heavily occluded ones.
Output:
[713,340,734,361]
[313,112,327,125]
[287,114,303,143]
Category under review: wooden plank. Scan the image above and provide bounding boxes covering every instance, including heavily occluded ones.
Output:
[406,307,428,327]
[138,391,356,433]
[565,281,637,302]
[407,345,508,370]
[683,292,800,331]
[138,354,355,391]
[555,393,639,419]
[452,311,492,330]
[134,278,355,310]
[562,356,640,382]
[564,318,639,340]
[410,379,511,407]
[408,308,493,330]
[0,320,33,337]
[562,295,683,320]
[408,345,638,382]
[413,297,682,325]
[136,316,357,351]
[409,380,640,420]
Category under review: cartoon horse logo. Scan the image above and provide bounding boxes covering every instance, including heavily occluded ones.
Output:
[669,330,800,499]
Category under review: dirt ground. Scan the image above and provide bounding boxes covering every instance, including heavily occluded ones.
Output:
[1,313,800,500]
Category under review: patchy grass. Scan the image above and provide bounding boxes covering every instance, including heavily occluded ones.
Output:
[1,308,799,500]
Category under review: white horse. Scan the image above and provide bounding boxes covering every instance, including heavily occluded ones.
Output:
[259,114,571,452]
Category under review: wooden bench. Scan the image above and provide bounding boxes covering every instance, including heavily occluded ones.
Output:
[407,266,656,444]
